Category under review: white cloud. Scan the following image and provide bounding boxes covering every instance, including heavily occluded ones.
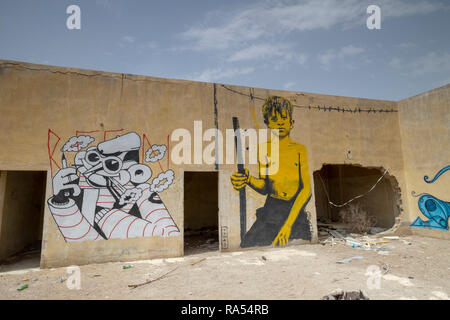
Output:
[95,0,112,8]
[180,0,445,51]
[389,57,403,69]
[297,53,308,65]
[410,52,450,76]
[283,82,296,90]
[122,36,136,43]
[396,42,417,49]
[227,43,307,66]
[390,52,450,76]
[186,67,255,82]
[318,45,366,70]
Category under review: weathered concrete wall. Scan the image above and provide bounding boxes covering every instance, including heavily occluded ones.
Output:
[398,84,450,239]
[0,59,418,267]
[217,85,407,249]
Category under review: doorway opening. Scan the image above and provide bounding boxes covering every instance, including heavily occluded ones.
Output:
[183,171,219,256]
[313,164,401,238]
[0,171,47,271]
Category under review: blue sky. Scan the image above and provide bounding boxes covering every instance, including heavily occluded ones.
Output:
[0,0,449,100]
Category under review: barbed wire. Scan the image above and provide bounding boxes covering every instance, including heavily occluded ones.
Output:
[220,84,398,114]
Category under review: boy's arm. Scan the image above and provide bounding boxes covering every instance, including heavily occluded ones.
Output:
[272,146,311,246]
[230,169,268,195]
[230,143,269,195]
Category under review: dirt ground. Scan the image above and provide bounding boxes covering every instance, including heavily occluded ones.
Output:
[0,235,449,300]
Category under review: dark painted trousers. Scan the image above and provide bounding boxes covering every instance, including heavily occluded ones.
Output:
[240,195,311,248]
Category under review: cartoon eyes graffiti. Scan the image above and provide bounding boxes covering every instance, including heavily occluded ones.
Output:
[84,150,123,175]
[86,151,100,164]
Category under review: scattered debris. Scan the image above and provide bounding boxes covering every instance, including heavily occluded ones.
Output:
[60,276,66,283]
[261,256,267,261]
[128,267,179,289]
[349,233,361,238]
[381,263,390,274]
[383,236,400,240]
[22,278,30,282]
[184,227,219,255]
[402,240,412,245]
[320,236,336,246]
[329,230,345,239]
[339,203,377,234]
[123,265,133,269]
[191,258,206,266]
[322,289,369,300]
[92,274,101,277]
[336,256,364,264]
[369,227,387,235]
[17,284,28,291]
[377,247,392,255]
[345,237,364,248]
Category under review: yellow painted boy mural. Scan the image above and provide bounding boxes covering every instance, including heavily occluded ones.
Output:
[231,96,312,248]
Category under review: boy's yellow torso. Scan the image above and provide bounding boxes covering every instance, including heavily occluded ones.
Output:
[259,140,306,201]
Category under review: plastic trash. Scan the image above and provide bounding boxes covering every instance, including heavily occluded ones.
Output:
[17,284,28,291]
[383,236,399,240]
[337,256,364,264]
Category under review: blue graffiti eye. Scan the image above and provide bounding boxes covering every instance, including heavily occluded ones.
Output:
[425,199,437,212]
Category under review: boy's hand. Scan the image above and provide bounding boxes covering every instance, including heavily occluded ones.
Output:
[230,169,250,190]
[272,223,292,247]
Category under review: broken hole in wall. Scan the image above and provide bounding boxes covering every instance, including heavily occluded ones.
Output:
[313,164,401,238]
[183,172,219,256]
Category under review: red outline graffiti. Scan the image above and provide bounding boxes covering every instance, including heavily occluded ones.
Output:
[47,129,61,177]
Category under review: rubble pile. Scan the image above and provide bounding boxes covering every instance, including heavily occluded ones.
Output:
[317,221,408,255]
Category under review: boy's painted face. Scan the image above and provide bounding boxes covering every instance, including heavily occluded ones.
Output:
[267,109,292,138]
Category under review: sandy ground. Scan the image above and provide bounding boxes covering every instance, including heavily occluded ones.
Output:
[0,235,449,300]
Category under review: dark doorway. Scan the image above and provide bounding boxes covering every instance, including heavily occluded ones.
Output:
[183,171,219,256]
[0,171,47,271]
[313,165,400,236]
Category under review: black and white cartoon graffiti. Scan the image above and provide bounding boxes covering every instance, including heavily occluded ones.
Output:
[47,132,180,242]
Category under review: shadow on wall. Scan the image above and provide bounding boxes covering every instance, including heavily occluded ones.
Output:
[313,164,402,233]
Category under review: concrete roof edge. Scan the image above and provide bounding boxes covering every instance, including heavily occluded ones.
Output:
[0,59,401,104]
[398,83,450,103]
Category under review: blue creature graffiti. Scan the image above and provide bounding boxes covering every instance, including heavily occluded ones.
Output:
[411,165,450,231]
[424,165,450,184]
[411,193,450,230]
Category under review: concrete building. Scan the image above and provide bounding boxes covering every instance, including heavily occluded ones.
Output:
[0,59,448,268]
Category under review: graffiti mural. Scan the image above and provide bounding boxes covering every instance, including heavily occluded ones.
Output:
[47,130,180,242]
[411,165,449,231]
[230,96,312,248]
